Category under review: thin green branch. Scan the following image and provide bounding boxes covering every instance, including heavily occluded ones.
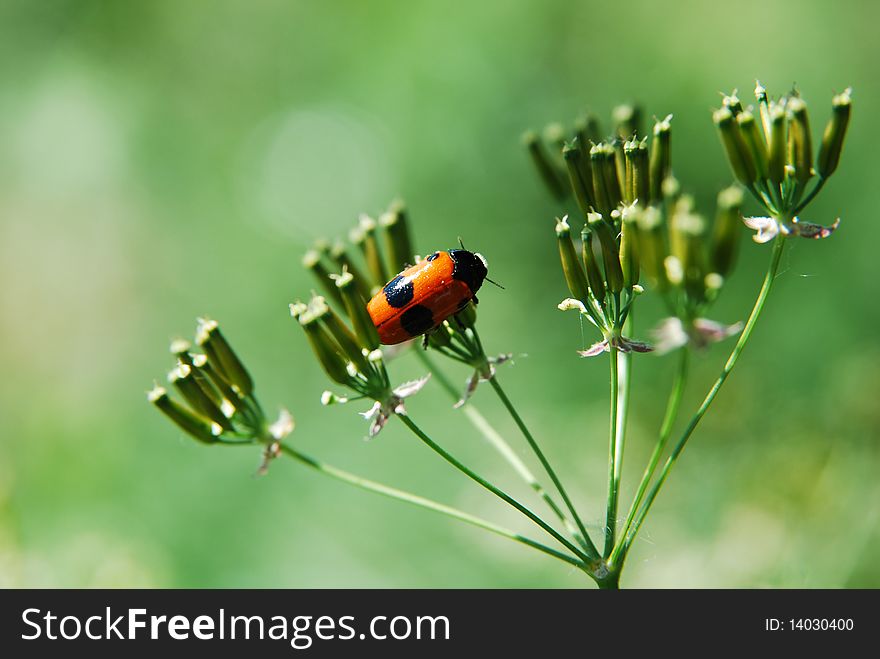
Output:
[269,442,584,569]
[397,414,592,563]
[415,350,591,553]
[609,347,688,567]
[489,377,599,560]
[603,345,621,556]
[621,236,787,556]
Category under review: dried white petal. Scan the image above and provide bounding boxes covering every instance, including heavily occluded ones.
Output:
[360,400,382,422]
[392,374,431,399]
[269,408,295,440]
[651,317,690,355]
[578,340,610,357]
[693,318,743,347]
[453,371,481,409]
[743,216,779,243]
[792,217,840,240]
[558,298,588,314]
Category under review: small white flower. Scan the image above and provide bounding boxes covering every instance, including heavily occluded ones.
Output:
[359,374,432,438]
[650,317,690,354]
[268,408,295,440]
[453,354,514,408]
[651,316,743,354]
[743,216,779,243]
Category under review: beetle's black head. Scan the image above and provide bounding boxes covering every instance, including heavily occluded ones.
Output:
[449,249,488,294]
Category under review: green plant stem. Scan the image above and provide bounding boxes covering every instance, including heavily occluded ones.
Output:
[397,414,591,563]
[609,347,688,567]
[415,351,591,554]
[270,442,584,569]
[489,377,599,560]
[620,235,787,557]
[603,345,621,557]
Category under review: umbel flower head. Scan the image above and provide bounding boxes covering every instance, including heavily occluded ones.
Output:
[294,221,434,437]
[148,319,294,468]
[714,83,851,242]
[528,107,743,356]
[300,200,511,412]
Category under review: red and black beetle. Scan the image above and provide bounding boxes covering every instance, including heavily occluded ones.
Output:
[366,249,489,345]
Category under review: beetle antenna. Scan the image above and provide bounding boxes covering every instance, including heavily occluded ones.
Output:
[458,236,466,250]
[485,276,505,290]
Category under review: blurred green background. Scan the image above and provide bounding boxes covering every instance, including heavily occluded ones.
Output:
[1,0,877,588]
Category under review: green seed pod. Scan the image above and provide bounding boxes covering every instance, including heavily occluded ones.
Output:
[455,299,478,329]
[661,175,681,206]
[313,295,371,375]
[737,111,769,181]
[580,226,606,304]
[787,98,813,185]
[523,130,566,200]
[755,81,772,141]
[185,352,224,407]
[590,143,622,215]
[588,212,623,294]
[624,138,649,205]
[289,301,308,320]
[669,204,707,302]
[149,385,218,443]
[574,112,602,144]
[555,216,590,301]
[358,214,390,286]
[168,363,233,432]
[335,270,380,351]
[543,122,567,153]
[714,107,756,186]
[191,353,241,413]
[817,88,852,178]
[562,139,595,218]
[768,104,787,187]
[589,143,612,215]
[602,143,624,211]
[313,238,331,256]
[710,186,744,278]
[170,339,194,367]
[428,322,453,348]
[619,208,640,289]
[649,115,672,203]
[722,92,743,116]
[195,318,254,397]
[303,249,344,306]
[329,242,373,301]
[299,306,353,386]
[379,200,416,272]
[613,103,642,139]
[634,206,668,290]
[613,140,628,201]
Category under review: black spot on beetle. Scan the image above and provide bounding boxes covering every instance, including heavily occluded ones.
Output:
[383,275,414,308]
[400,304,434,337]
[449,250,488,293]
[427,251,440,261]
